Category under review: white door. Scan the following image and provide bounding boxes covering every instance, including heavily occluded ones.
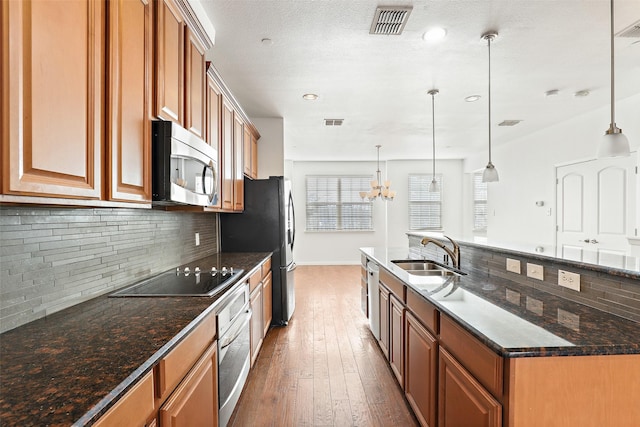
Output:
[556,156,636,269]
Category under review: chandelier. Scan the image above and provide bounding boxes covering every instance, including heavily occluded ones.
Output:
[360,145,396,201]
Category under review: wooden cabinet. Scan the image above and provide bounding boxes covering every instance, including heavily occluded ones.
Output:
[220,97,235,210]
[159,342,218,427]
[249,284,264,367]
[405,311,437,427]
[1,0,104,199]
[233,114,244,211]
[243,126,259,179]
[262,271,273,336]
[106,0,152,203]
[94,371,155,427]
[250,132,259,178]
[205,73,222,210]
[155,0,184,124]
[184,27,206,139]
[439,347,501,427]
[389,294,405,388]
[378,284,390,359]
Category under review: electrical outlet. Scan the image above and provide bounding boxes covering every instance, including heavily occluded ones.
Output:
[506,258,521,274]
[195,233,200,246]
[526,263,544,281]
[558,270,580,291]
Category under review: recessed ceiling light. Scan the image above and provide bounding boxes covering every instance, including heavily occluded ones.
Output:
[302,93,318,100]
[465,95,481,102]
[422,27,447,42]
[574,90,590,97]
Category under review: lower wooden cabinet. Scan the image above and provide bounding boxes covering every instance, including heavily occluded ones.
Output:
[389,294,405,388]
[405,311,437,427]
[159,342,218,427]
[93,371,155,427]
[438,347,502,427]
[378,284,390,359]
[249,283,264,367]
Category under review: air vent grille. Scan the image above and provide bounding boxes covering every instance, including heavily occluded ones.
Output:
[324,119,344,126]
[498,120,522,127]
[369,6,412,35]
[616,19,640,38]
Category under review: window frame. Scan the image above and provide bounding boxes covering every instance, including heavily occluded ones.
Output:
[408,173,443,231]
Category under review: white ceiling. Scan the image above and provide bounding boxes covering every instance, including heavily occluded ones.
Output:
[202,0,640,162]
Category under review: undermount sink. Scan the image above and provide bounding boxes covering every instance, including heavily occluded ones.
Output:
[391,259,463,277]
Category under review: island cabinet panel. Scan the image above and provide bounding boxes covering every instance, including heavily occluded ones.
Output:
[159,342,218,427]
[2,0,104,199]
[378,283,390,359]
[93,371,155,427]
[220,97,234,210]
[184,26,206,139]
[389,293,405,387]
[406,287,439,334]
[405,311,437,427]
[439,347,502,427]
[506,354,640,427]
[106,0,152,203]
[262,271,273,336]
[379,268,406,303]
[155,0,184,124]
[439,314,503,398]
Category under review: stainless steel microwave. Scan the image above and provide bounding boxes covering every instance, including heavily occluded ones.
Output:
[152,121,218,207]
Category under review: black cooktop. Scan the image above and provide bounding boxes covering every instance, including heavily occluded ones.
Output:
[110,268,244,297]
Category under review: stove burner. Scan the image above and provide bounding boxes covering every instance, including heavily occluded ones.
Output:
[110,267,244,297]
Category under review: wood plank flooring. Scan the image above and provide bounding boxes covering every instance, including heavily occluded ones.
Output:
[228,265,419,427]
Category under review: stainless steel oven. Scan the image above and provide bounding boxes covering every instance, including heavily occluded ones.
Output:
[217,282,251,427]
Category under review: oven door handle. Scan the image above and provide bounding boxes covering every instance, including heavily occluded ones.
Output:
[219,308,252,350]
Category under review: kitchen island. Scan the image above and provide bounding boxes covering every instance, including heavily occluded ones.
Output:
[0,252,271,426]
[361,246,640,427]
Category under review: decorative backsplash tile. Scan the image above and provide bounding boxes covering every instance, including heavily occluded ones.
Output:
[0,207,218,332]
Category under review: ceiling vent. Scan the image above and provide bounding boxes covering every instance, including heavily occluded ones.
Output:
[324,119,344,126]
[498,120,522,127]
[369,6,412,35]
[616,19,640,38]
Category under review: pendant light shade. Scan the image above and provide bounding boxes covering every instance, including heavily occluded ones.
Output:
[428,89,440,192]
[482,31,499,183]
[598,0,630,158]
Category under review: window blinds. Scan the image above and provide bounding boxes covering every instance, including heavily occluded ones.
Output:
[306,175,373,231]
[408,174,442,230]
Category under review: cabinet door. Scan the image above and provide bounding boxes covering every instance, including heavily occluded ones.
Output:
[250,284,264,367]
[205,75,222,210]
[262,271,272,336]
[155,0,184,124]
[2,0,104,199]
[233,114,244,211]
[378,284,390,359]
[405,311,437,427]
[389,294,405,387]
[220,97,234,210]
[439,348,502,427]
[251,132,258,178]
[106,0,152,203]
[159,343,218,427]
[243,125,252,176]
[184,27,206,138]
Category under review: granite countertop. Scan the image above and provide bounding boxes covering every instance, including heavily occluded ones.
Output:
[361,247,640,358]
[0,252,271,427]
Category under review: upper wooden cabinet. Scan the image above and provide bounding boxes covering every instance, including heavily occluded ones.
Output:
[220,97,235,211]
[233,114,245,211]
[205,74,223,210]
[243,126,259,179]
[1,0,104,199]
[154,0,184,124]
[106,0,152,203]
[184,27,206,139]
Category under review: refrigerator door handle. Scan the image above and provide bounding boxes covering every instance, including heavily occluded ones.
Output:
[288,192,296,250]
[286,262,297,272]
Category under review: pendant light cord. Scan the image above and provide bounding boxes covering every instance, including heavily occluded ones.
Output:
[431,93,436,180]
[487,35,493,164]
[609,0,615,126]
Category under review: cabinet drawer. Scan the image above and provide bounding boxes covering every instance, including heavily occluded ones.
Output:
[94,371,155,427]
[156,310,216,400]
[439,314,503,398]
[379,268,406,303]
[261,257,272,278]
[407,288,439,335]
[249,267,262,292]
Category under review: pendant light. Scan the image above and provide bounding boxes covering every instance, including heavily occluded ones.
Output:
[482,31,499,183]
[360,145,396,201]
[597,0,630,158]
[427,89,440,192]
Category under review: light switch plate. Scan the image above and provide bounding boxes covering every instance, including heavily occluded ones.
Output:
[558,270,580,291]
[527,263,544,281]
[506,258,521,274]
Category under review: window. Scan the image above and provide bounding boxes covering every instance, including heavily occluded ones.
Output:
[473,172,488,231]
[408,174,442,230]
[306,175,373,231]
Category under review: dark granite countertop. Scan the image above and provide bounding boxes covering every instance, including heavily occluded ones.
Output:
[0,252,271,427]
[361,247,640,358]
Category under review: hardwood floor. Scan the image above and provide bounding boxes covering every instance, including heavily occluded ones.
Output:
[228,265,419,427]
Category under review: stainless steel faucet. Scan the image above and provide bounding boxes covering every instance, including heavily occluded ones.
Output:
[420,235,460,269]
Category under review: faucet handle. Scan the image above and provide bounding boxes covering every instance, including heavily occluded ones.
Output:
[443,254,449,265]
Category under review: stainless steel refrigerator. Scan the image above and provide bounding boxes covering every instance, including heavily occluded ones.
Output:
[220,176,296,325]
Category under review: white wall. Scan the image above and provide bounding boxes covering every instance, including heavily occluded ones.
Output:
[253,117,284,178]
[463,93,640,253]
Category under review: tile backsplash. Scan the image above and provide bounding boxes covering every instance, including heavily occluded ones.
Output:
[0,207,218,333]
